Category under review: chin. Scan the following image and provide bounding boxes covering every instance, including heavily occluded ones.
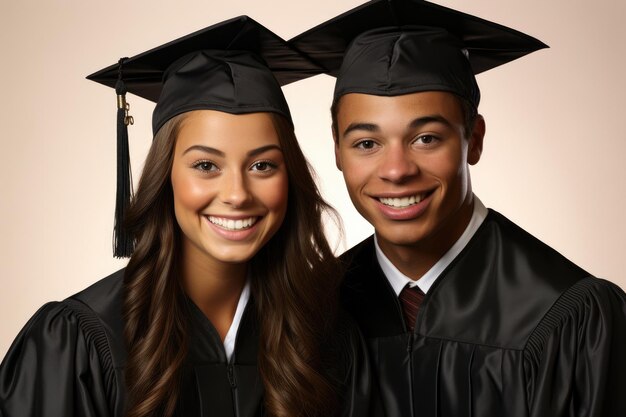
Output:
[200,243,256,265]
[217,251,256,265]
[371,216,429,240]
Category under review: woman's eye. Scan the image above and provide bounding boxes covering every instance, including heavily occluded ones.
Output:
[251,161,277,172]
[193,161,218,172]
[355,139,377,150]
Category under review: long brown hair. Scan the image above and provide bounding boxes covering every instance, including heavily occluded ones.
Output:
[123,111,341,417]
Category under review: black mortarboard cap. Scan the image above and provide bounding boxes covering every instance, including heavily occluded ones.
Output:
[87,16,323,257]
[290,0,548,106]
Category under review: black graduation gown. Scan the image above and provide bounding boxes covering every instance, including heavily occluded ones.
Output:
[0,269,374,417]
[341,209,626,417]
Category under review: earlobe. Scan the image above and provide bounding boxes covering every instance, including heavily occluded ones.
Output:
[468,115,485,165]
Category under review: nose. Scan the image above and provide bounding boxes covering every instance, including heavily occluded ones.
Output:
[378,143,419,183]
[219,171,252,208]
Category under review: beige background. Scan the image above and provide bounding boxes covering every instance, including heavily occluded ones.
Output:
[1,0,625,359]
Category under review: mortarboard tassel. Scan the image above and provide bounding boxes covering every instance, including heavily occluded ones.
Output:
[113,58,135,258]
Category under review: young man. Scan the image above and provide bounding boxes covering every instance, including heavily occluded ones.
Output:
[292,1,626,416]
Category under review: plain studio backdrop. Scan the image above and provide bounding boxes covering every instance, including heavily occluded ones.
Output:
[1,0,625,359]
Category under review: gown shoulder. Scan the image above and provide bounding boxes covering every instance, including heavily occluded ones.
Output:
[523,276,626,416]
[0,270,126,417]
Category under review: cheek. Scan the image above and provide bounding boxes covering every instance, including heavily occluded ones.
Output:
[338,151,370,187]
[259,174,289,216]
[422,147,466,182]
[171,169,211,212]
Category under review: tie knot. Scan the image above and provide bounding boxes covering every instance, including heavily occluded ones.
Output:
[399,284,425,332]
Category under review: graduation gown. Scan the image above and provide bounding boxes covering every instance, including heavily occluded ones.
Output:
[0,269,374,417]
[341,209,626,417]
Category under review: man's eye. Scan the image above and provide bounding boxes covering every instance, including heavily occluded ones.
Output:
[415,135,438,145]
[355,140,376,149]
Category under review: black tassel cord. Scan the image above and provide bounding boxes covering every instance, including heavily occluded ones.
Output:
[114,58,135,258]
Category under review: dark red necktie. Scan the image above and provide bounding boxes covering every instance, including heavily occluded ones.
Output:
[399,284,425,331]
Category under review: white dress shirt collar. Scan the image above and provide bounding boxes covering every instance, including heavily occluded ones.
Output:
[223,278,250,362]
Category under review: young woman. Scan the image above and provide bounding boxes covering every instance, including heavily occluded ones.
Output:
[0,17,373,417]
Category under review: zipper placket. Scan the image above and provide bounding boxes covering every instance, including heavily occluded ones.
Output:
[227,361,238,416]
[388,277,417,417]
[226,304,250,417]
[407,330,415,417]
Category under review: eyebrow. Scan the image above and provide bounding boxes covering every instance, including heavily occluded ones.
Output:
[409,115,454,130]
[341,115,454,138]
[182,144,282,157]
[247,144,282,157]
[342,123,379,137]
[183,145,225,157]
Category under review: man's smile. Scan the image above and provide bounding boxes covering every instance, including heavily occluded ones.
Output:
[377,191,434,209]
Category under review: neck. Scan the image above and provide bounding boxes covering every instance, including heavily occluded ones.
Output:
[181,240,248,341]
[378,195,475,281]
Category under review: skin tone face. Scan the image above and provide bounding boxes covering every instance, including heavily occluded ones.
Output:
[334,91,485,280]
[171,110,288,339]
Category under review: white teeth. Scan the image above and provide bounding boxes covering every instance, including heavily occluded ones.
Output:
[208,216,257,231]
[379,194,424,208]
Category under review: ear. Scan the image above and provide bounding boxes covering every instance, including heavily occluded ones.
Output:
[333,130,343,172]
[467,115,485,166]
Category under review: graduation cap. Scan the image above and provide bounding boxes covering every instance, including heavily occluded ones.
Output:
[290,0,548,106]
[87,16,323,257]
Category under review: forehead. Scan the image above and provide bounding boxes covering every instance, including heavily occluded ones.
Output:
[336,91,464,127]
[175,110,280,151]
